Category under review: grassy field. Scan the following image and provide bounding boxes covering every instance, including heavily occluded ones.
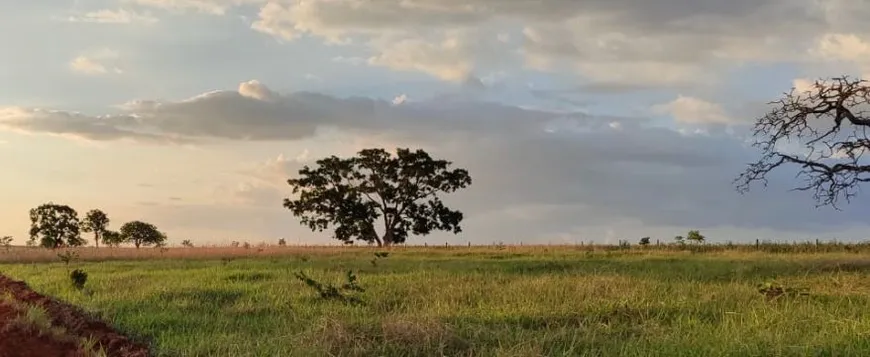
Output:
[2,246,870,356]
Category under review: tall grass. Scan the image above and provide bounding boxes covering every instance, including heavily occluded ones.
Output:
[3,240,870,264]
[3,247,870,356]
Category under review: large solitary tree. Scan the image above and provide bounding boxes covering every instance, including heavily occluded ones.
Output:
[29,203,84,248]
[736,76,870,208]
[80,209,110,248]
[284,148,472,247]
[119,221,166,248]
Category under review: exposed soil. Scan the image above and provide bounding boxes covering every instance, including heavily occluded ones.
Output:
[0,275,150,357]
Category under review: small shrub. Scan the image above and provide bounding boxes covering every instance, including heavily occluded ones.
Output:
[639,237,651,246]
[278,238,287,246]
[70,269,88,290]
[230,241,240,248]
[371,252,390,267]
[181,240,194,248]
[57,250,79,267]
[243,242,251,249]
[294,270,365,305]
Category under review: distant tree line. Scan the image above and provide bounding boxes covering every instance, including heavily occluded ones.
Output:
[28,203,166,249]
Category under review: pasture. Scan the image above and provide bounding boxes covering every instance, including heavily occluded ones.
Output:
[2,245,870,356]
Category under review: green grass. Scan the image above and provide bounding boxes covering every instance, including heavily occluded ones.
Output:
[3,248,870,356]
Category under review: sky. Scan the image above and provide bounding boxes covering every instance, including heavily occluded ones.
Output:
[2,0,870,246]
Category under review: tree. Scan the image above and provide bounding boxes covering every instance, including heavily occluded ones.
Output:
[284,148,472,247]
[674,235,685,245]
[639,237,651,246]
[102,230,123,247]
[686,230,705,244]
[29,203,84,248]
[736,76,870,208]
[80,209,110,248]
[119,221,166,248]
[0,236,12,251]
[181,239,194,248]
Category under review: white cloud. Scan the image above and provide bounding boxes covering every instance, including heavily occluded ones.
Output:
[69,49,123,75]
[792,78,817,94]
[368,36,475,82]
[331,56,366,66]
[391,94,408,106]
[652,96,734,125]
[238,80,277,101]
[811,33,870,77]
[67,9,159,24]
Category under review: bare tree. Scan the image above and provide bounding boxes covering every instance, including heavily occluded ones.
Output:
[736,76,870,208]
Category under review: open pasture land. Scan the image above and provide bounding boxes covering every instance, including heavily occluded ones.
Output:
[3,246,870,356]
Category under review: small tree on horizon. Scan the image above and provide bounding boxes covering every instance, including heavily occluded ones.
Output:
[29,203,84,248]
[80,209,110,248]
[102,230,123,247]
[0,236,12,251]
[119,221,166,248]
[639,237,651,246]
[284,148,472,247]
[687,230,706,244]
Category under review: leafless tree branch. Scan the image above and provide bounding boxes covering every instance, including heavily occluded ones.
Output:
[735,76,870,208]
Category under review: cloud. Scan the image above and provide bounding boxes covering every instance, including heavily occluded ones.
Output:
[67,9,159,24]
[130,0,259,15]
[391,94,407,106]
[652,96,734,125]
[1,80,567,143]
[236,0,870,88]
[69,49,123,75]
[367,35,476,82]
[331,56,366,66]
[116,0,870,88]
[0,107,175,143]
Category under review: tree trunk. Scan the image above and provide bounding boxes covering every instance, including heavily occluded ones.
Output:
[95,233,100,248]
[135,241,141,249]
[382,230,393,247]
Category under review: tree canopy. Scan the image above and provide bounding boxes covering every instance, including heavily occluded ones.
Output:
[284,148,472,247]
[80,209,110,248]
[119,221,167,248]
[102,230,124,247]
[29,203,84,248]
[736,76,870,208]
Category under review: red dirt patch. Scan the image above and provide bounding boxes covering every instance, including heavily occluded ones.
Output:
[0,275,150,357]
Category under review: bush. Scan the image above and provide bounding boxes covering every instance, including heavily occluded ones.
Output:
[70,269,88,290]
[278,238,287,246]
